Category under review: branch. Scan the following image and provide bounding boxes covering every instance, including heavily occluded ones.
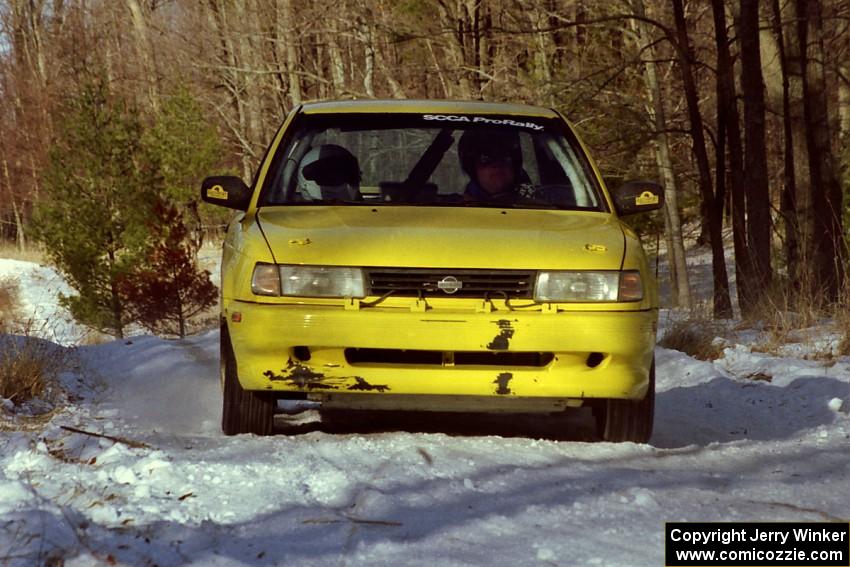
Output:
[60,425,152,450]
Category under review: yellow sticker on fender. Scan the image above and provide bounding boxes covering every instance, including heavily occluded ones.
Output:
[207,185,229,200]
[635,191,659,206]
[585,244,608,252]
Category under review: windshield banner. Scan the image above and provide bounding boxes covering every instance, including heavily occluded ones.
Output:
[422,114,545,131]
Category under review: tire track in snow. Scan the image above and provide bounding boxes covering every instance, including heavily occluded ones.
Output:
[82,331,222,439]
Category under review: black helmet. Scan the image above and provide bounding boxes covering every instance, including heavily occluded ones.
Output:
[458,129,523,179]
[300,144,360,188]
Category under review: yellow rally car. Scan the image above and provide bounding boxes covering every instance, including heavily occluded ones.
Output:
[201,100,663,442]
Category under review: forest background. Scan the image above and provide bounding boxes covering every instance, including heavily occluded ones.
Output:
[0,0,848,336]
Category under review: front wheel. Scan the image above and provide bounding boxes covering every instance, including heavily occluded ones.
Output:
[221,326,275,436]
[591,359,655,443]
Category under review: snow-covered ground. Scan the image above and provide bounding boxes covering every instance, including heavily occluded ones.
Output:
[0,259,90,345]
[1,257,849,566]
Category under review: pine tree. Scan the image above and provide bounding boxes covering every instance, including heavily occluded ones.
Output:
[33,80,157,338]
[33,81,224,339]
[142,87,227,232]
[121,87,222,337]
[118,201,217,338]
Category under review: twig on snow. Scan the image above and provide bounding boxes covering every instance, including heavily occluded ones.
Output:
[59,425,152,450]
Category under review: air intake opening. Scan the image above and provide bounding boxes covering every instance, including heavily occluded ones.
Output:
[586,352,605,368]
[292,346,312,362]
[345,348,553,367]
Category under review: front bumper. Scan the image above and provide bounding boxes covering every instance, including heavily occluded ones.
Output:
[226,301,657,403]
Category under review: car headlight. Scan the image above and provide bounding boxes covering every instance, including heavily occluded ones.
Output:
[252,264,365,298]
[534,271,643,302]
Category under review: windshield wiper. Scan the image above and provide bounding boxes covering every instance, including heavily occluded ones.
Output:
[501,201,566,210]
[397,200,464,207]
[472,199,597,210]
[461,201,560,210]
[282,199,370,206]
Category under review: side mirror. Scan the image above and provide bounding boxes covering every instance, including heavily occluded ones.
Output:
[611,180,664,216]
[201,176,252,211]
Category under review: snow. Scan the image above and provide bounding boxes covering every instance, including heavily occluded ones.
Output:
[0,258,88,345]
[1,258,849,566]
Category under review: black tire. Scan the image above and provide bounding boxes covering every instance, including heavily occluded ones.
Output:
[221,326,275,436]
[592,359,655,443]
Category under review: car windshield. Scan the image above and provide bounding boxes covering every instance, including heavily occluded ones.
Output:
[260,114,606,211]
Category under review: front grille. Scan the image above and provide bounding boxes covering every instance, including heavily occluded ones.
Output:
[366,268,535,298]
[345,348,554,367]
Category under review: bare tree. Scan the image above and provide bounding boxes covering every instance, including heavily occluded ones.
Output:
[796,0,846,301]
[206,0,257,180]
[631,0,691,309]
[0,0,57,251]
[780,0,814,265]
[280,0,302,106]
[125,0,159,112]
[711,0,752,313]
[768,0,801,288]
[738,0,773,301]
[671,0,733,318]
[434,0,491,98]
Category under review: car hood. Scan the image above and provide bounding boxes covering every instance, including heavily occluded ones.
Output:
[257,206,625,270]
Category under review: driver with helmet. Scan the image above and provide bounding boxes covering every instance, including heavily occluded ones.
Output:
[458,129,529,203]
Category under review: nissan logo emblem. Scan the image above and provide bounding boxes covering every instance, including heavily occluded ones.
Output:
[437,276,463,294]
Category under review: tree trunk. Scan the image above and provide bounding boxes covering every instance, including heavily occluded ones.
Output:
[208,0,254,180]
[232,0,259,145]
[478,4,491,94]
[270,1,291,111]
[781,0,813,265]
[426,39,451,98]
[672,0,733,318]
[328,19,347,97]
[529,1,556,106]
[838,65,850,139]
[354,16,376,97]
[769,0,800,288]
[435,1,473,98]
[547,0,567,70]
[738,0,773,299]
[2,158,26,252]
[28,155,40,212]
[125,0,159,112]
[280,0,302,107]
[632,0,690,309]
[10,0,48,89]
[467,0,486,96]
[711,0,752,314]
[107,247,125,340]
[796,0,845,301]
[177,295,186,339]
[375,47,407,99]
[839,64,850,140]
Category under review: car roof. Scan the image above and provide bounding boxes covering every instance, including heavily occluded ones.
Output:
[299,99,560,119]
